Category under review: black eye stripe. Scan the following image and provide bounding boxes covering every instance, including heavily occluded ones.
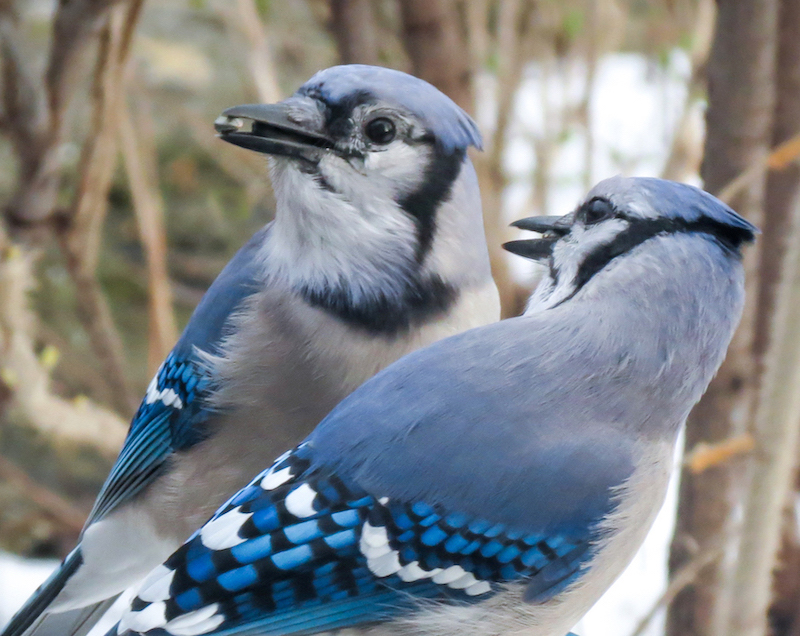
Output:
[550,215,754,308]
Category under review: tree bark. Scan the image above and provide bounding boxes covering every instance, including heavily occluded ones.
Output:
[398,0,472,112]
[726,187,800,635]
[329,0,380,65]
[758,0,800,632]
[666,2,779,636]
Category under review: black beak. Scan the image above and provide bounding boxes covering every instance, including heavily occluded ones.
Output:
[214,102,334,161]
[510,215,572,235]
[503,213,574,262]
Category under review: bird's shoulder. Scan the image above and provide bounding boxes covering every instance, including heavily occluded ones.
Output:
[86,224,273,525]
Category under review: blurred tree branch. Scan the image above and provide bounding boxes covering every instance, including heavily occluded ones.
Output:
[660,0,715,182]
[222,0,283,104]
[667,1,779,635]
[726,162,800,636]
[0,0,144,414]
[329,0,380,65]
[0,228,125,454]
[467,0,536,317]
[120,96,177,373]
[58,0,145,414]
[0,455,88,535]
[0,0,127,226]
[399,0,471,111]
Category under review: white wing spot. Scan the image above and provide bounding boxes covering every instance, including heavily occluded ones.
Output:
[118,601,167,633]
[465,580,492,596]
[359,519,492,595]
[367,550,402,577]
[360,521,389,548]
[137,565,175,602]
[145,379,184,410]
[432,565,467,585]
[284,483,317,518]
[397,561,436,582]
[199,507,251,550]
[448,571,478,589]
[261,466,293,490]
[165,604,224,636]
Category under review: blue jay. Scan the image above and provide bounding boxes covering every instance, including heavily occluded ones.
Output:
[3,65,499,636]
[109,177,756,636]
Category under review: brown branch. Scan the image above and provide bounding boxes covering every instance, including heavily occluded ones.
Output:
[0,228,126,455]
[469,0,536,317]
[661,0,715,182]
[668,1,779,634]
[120,97,178,373]
[329,0,380,65]
[0,3,61,226]
[0,455,88,534]
[222,0,283,104]
[399,0,472,112]
[58,0,145,414]
[630,544,724,636]
[1,0,127,226]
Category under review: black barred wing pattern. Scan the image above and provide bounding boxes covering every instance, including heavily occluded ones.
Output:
[113,445,592,636]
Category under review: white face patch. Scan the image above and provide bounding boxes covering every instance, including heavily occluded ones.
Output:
[363,142,428,195]
[266,159,420,306]
[526,217,630,313]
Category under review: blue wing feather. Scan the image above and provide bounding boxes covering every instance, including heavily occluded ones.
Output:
[86,225,270,526]
[113,445,597,636]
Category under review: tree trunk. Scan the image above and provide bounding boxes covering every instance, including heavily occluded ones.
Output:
[398,0,472,111]
[666,1,779,635]
[726,192,800,635]
[758,0,800,632]
[329,0,380,65]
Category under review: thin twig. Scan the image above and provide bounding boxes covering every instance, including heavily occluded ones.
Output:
[60,0,145,413]
[717,132,800,205]
[119,96,178,373]
[229,0,283,103]
[629,544,724,636]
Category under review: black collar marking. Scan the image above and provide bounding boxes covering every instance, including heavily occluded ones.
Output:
[300,275,458,335]
[562,215,755,304]
[398,149,465,263]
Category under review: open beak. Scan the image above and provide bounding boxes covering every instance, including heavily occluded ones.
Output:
[214,101,334,161]
[503,213,573,262]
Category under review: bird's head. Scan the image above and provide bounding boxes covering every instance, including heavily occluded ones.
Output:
[216,65,492,333]
[505,176,758,311]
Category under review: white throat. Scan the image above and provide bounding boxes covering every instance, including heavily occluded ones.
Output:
[525,218,630,314]
[264,158,421,306]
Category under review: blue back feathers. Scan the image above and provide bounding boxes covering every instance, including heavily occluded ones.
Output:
[297,65,482,154]
[308,316,634,536]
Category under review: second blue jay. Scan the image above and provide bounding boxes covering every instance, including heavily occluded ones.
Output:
[110,177,756,636]
[3,65,499,636]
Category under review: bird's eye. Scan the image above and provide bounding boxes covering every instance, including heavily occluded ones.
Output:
[365,118,396,144]
[583,198,615,225]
